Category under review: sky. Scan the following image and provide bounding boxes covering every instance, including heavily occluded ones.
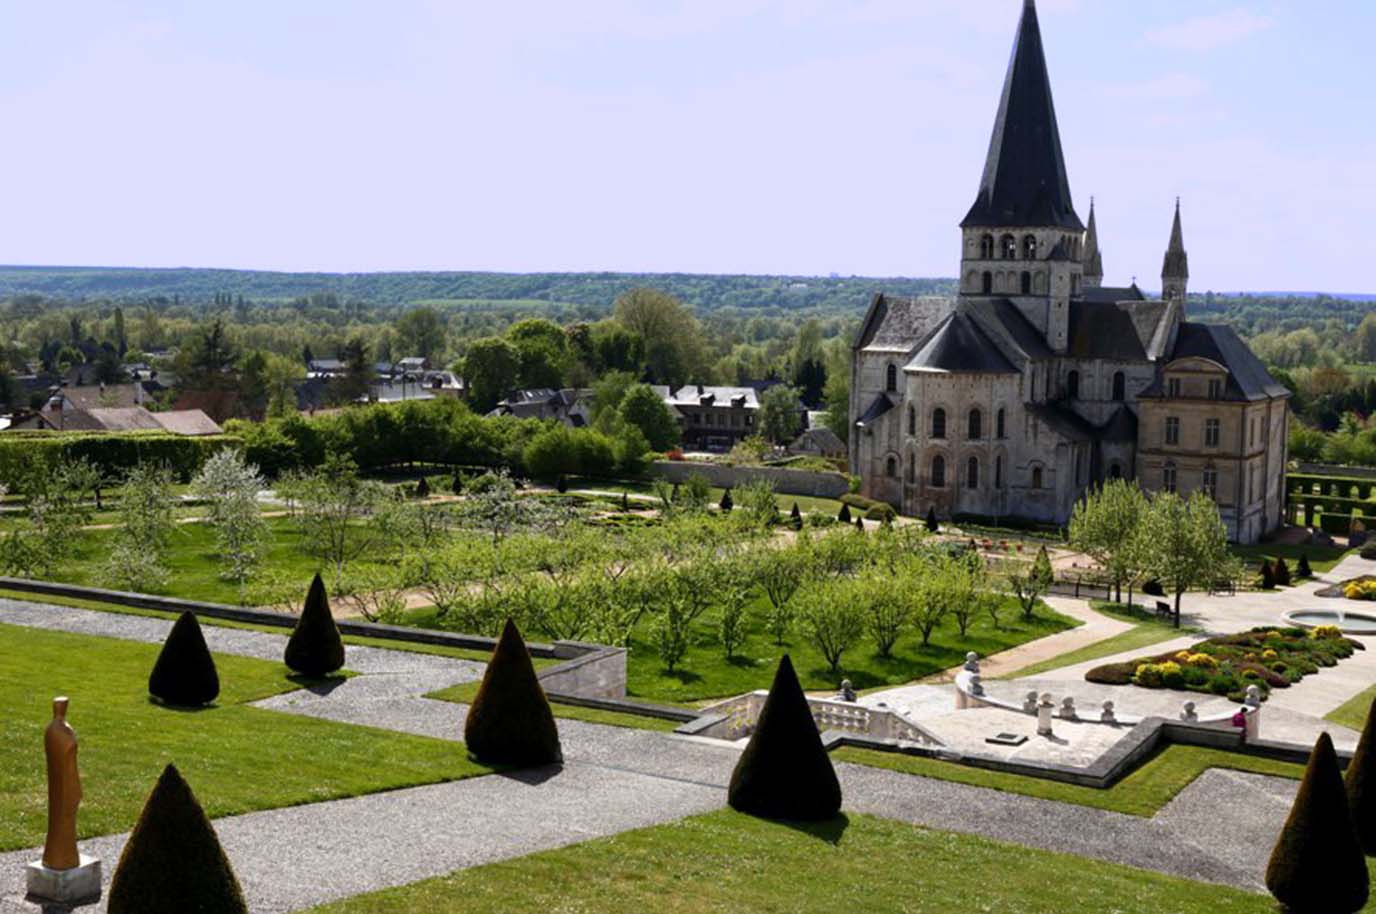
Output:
[0,0,1371,294]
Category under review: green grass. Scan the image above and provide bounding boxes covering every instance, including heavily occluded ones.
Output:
[428,681,680,732]
[563,476,846,517]
[0,623,492,852]
[1230,542,1351,574]
[621,596,1078,704]
[833,744,1304,817]
[1327,683,1376,731]
[304,809,1281,914]
[1010,602,1197,679]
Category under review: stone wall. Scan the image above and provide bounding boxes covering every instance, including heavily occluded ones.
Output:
[649,461,850,498]
[1296,462,1376,481]
[538,643,628,699]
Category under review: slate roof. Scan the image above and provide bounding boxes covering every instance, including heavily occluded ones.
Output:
[962,299,1053,364]
[962,0,1082,231]
[1163,200,1189,280]
[1139,323,1290,402]
[906,312,1019,374]
[1079,285,1145,304]
[1027,403,1096,442]
[667,386,760,409]
[853,294,952,354]
[855,394,894,428]
[1066,300,1170,361]
[1100,406,1138,442]
[60,383,143,410]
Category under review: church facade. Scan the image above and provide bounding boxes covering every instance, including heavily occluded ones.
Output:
[848,0,1289,544]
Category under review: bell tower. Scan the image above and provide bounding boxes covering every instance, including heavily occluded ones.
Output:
[1161,199,1189,308]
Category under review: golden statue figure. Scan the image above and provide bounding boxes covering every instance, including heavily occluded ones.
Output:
[42,696,82,870]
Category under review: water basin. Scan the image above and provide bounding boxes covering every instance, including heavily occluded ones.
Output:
[1282,609,1376,635]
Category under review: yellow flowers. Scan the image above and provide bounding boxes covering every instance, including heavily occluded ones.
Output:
[1343,580,1376,601]
[1311,624,1345,640]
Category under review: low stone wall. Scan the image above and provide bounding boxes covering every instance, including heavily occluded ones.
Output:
[537,644,627,700]
[688,690,942,746]
[1295,463,1376,481]
[650,461,850,499]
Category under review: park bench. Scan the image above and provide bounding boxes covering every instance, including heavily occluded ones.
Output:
[1155,601,1173,621]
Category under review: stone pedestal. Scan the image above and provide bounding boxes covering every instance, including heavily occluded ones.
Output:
[1036,696,1054,736]
[25,855,101,909]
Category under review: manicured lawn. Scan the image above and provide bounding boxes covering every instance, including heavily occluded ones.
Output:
[1230,542,1351,574]
[1010,602,1196,679]
[428,681,680,732]
[304,809,1279,914]
[832,745,1304,818]
[0,623,492,852]
[1327,683,1376,731]
[623,596,1079,704]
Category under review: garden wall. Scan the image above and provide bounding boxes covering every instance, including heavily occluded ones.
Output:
[1295,463,1376,481]
[650,461,850,498]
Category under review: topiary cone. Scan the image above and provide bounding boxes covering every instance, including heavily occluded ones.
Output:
[925,506,939,533]
[284,573,345,677]
[464,618,562,766]
[107,764,247,914]
[837,503,851,524]
[728,655,841,821]
[1266,732,1368,913]
[149,612,220,707]
[1347,698,1376,855]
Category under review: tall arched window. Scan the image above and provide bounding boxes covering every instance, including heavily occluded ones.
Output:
[931,408,947,439]
[979,234,994,259]
[1066,370,1080,399]
[1023,234,1037,260]
[907,405,916,436]
[967,457,979,490]
[885,363,898,393]
[995,456,1004,489]
[1000,234,1017,259]
[931,455,946,488]
[885,456,897,479]
[981,271,993,295]
[968,408,982,440]
[1031,466,1044,489]
[1020,271,1031,295]
[1112,371,1126,401]
[996,408,1006,439]
[907,453,916,485]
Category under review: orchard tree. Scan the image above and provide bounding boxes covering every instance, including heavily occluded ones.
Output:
[1069,478,1148,605]
[1136,491,1234,627]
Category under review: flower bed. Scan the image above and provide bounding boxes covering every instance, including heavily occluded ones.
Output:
[1085,626,1362,702]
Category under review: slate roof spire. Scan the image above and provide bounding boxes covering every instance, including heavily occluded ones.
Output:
[962,0,1083,231]
[1162,197,1189,282]
[1083,197,1103,288]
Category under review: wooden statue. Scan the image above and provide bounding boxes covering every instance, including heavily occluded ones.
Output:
[42,697,82,870]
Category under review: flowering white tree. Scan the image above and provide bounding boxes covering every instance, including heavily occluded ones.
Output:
[194,449,269,603]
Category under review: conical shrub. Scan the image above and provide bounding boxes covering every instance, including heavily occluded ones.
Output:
[1347,698,1376,855]
[1266,732,1368,913]
[415,476,431,499]
[464,618,562,766]
[837,503,851,524]
[107,764,247,914]
[284,573,345,677]
[791,502,803,530]
[855,516,864,532]
[1297,554,1313,579]
[720,488,733,513]
[925,506,939,533]
[728,655,841,821]
[1260,560,1276,590]
[1275,557,1292,586]
[148,612,220,707]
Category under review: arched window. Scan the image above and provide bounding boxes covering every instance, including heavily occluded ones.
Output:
[979,234,994,259]
[907,453,916,485]
[996,408,1006,439]
[1020,271,1031,295]
[885,363,898,393]
[1023,234,1037,260]
[1112,371,1126,401]
[931,408,947,439]
[1031,466,1044,489]
[1000,234,1017,259]
[907,405,916,436]
[995,456,1004,489]
[886,456,897,479]
[968,408,982,440]
[1109,462,1122,480]
[931,455,946,488]
[1066,370,1080,399]
[981,271,993,295]
[967,457,979,490]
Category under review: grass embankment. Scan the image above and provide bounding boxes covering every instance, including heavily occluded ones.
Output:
[1327,683,1376,731]
[428,681,680,732]
[1011,602,1196,679]
[304,809,1281,914]
[832,745,1302,818]
[0,623,492,851]
[1230,542,1351,574]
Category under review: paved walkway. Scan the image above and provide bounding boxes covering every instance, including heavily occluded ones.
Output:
[0,598,1303,911]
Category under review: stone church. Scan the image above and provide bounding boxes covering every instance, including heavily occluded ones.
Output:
[849,0,1289,543]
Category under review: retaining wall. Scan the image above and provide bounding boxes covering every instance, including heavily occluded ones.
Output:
[650,461,850,498]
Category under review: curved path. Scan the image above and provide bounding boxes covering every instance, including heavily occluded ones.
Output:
[0,598,1295,912]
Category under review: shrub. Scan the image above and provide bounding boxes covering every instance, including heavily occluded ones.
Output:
[865,503,897,523]
[1312,624,1345,641]
[1362,542,1376,561]
[1347,698,1376,855]
[1085,662,1135,686]
[855,516,864,532]
[837,503,851,524]
[415,476,431,499]
[464,618,562,766]
[926,506,939,533]
[284,573,346,677]
[790,502,803,530]
[720,488,733,513]
[148,612,220,707]
[1266,732,1369,912]
[1208,673,1241,695]
[1298,554,1313,578]
[728,655,842,821]
[555,475,567,494]
[1275,557,1292,586]
[1142,579,1165,597]
[451,473,464,495]
[1260,560,1275,589]
[107,764,247,914]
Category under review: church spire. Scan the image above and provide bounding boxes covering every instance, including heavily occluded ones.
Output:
[1082,197,1103,289]
[1161,198,1189,304]
[962,0,1082,230]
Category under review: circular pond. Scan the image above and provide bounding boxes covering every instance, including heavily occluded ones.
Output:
[1282,609,1376,635]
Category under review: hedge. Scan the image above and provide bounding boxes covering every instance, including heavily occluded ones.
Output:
[0,433,241,486]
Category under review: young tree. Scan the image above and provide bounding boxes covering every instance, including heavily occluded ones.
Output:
[756,545,808,645]
[294,454,386,591]
[739,478,779,528]
[1136,492,1233,627]
[758,384,802,444]
[858,576,908,658]
[106,463,176,592]
[193,450,268,603]
[716,553,754,659]
[797,578,865,674]
[1068,479,1148,604]
[1008,545,1054,621]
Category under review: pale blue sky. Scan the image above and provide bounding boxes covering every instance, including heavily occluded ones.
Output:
[0,1,1370,293]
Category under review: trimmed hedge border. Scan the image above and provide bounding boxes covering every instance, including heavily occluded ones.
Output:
[0,433,241,484]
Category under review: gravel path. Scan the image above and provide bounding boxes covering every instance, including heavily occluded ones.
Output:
[1,598,1294,911]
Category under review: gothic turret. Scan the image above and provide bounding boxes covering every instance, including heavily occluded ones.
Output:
[1161,199,1188,305]
[1082,198,1103,289]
